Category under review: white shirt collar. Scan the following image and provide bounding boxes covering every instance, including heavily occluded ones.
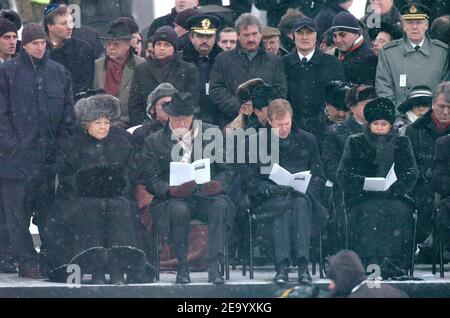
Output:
[408,38,425,49]
[297,49,315,62]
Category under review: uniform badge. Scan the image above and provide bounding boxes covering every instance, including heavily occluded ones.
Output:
[201,18,211,30]
[410,5,417,14]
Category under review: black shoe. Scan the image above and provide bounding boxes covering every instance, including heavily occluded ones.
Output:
[273,260,289,284]
[208,260,224,285]
[176,265,191,284]
[297,258,312,285]
[0,259,17,274]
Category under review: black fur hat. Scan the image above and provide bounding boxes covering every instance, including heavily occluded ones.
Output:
[75,94,121,123]
[325,80,351,111]
[364,97,396,124]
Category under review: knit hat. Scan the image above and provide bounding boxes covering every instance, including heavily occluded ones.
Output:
[0,9,22,30]
[152,26,178,50]
[325,81,351,111]
[364,97,396,124]
[75,94,121,123]
[174,8,201,30]
[146,83,177,118]
[327,250,367,297]
[21,23,46,46]
[398,85,433,113]
[0,18,17,37]
[331,12,360,34]
[115,17,139,34]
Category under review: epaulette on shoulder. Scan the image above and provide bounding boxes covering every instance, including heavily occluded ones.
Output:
[383,39,402,50]
[431,39,449,49]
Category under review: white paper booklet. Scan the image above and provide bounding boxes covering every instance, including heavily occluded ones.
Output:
[169,158,211,186]
[363,163,397,192]
[269,163,312,194]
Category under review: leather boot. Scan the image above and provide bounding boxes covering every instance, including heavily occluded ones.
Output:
[176,260,191,284]
[273,259,289,284]
[208,256,224,285]
[18,262,43,279]
[297,257,312,285]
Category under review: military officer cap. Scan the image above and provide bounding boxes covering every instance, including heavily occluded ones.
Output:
[401,3,431,20]
[185,14,221,35]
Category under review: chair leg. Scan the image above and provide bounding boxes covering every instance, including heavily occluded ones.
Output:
[248,209,254,280]
[225,235,230,280]
[439,238,445,278]
[312,261,316,276]
[319,234,324,279]
[153,223,160,282]
[432,230,438,276]
[410,210,418,277]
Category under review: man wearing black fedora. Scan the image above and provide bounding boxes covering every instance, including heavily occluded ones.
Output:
[137,91,235,285]
[94,19,145,129]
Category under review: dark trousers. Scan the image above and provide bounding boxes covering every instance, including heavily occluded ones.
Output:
[259,196,312,264]
[0,178,38,266]
[157,195,230,265]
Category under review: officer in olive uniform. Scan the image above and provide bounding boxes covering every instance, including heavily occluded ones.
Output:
[375,3,449,110]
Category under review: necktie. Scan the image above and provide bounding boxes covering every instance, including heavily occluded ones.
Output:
[414,45,420,52]
[301,57,308,64]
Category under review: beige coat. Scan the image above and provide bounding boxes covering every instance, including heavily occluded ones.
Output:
[94,53,145,127]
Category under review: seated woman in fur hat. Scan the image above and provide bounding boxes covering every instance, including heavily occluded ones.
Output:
[42,94,153,285]
[337,97,419,279]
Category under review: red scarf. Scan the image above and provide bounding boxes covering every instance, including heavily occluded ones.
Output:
[338,36,364,61]
[432,111,450,132]
[104,52,129,97]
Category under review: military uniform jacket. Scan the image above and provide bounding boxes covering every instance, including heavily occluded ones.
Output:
[375,35,448,108]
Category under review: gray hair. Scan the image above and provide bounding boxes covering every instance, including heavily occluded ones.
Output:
[433,81,450,104]
[235,13,262,33]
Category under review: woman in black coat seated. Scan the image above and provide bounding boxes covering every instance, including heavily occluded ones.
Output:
[337,97,418,279]
[42,94,153,284]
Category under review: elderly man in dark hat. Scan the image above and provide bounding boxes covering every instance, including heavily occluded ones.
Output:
[331,11,378,86]
[261,26,288,56]
[0,17,17,64]
[94,19,145,129]
[0,23,76,278]
[43,4,95,95]
[116,17,142,57]
[182,14,223,125]
[395,85,432,135]
[376,3,449,108]
[138,91,235,285]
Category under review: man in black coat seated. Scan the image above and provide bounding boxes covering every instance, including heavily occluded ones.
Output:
[405,82,450,248]
[432,135,450,250]
[241,99,327,285]
[138,91,235,285]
